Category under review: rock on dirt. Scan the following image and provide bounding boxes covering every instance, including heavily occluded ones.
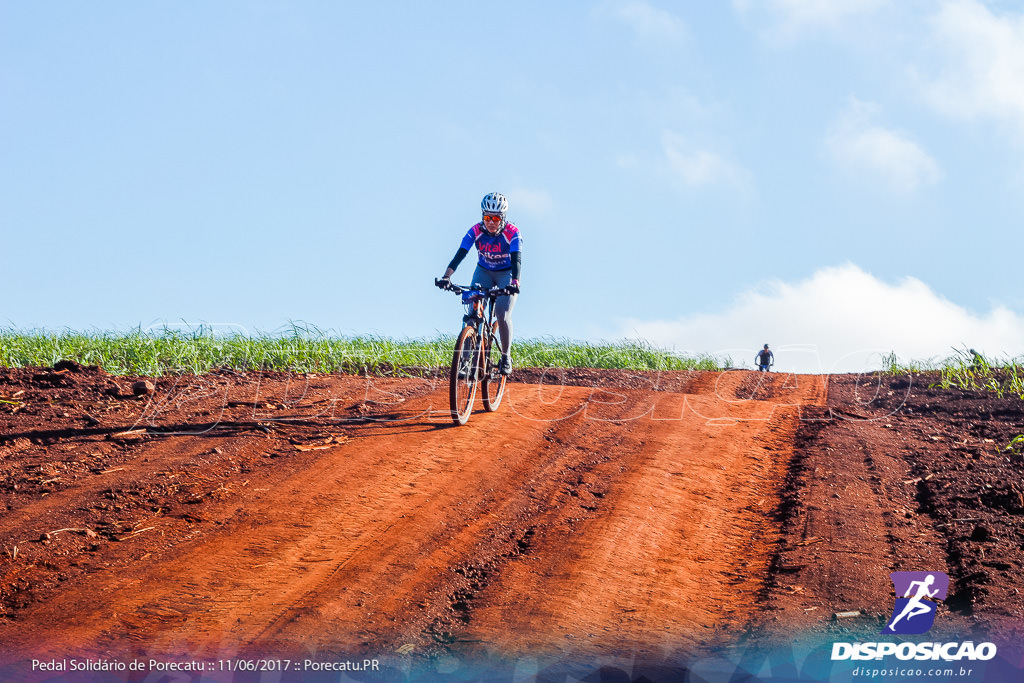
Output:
[132,380,156,396]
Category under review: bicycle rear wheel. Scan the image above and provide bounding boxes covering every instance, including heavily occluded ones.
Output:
[481,322,506,412]
[449,326,478,425]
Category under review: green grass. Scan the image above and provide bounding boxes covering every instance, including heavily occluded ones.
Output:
[879,352,937,375]
[0,326,725,377]
[882,347,1024,399]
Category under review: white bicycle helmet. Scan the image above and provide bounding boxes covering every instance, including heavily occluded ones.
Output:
[481,192,507,232]
[481,192,508,215]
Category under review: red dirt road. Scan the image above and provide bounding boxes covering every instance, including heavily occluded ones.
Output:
[0,364,1021,678]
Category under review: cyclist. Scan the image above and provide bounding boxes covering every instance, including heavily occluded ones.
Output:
[756,344,774,372]
[437,192,521,375]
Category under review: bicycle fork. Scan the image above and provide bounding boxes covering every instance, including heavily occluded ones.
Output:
[459,327,485,382]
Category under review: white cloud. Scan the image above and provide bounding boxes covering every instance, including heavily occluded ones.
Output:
[619,264,1024,374]
[661,131,752,193]
[825,99,941,192]
[616,132,752,196]
[606,1,687,43]
[918,0,1024,136]
[733,0,883,40]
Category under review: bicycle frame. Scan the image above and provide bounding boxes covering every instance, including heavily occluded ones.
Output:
[437,281,511,425]
[460,290,499,351]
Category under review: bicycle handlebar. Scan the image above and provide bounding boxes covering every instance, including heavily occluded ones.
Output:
[435,279,514,297]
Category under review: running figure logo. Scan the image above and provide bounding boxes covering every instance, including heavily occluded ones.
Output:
[883,572,949,635]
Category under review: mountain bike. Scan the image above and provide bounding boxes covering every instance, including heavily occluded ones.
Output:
[435,280,512,425]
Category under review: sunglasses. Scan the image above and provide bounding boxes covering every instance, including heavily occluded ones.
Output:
[482,214,503,223]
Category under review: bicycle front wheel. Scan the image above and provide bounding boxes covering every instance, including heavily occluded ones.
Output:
[481,322,506,412]
[449,326,478,425]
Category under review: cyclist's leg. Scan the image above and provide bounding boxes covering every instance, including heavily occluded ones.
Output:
[470,265,493,290]
[490,270,517,354]
[470,266,517,353]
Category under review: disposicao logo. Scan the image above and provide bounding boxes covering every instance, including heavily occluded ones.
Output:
[831,571,998,662]
[883,571,949,635]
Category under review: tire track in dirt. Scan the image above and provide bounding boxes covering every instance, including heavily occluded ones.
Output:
[457,372,827,661]
[1,384,624,659]
[751,377,958,645]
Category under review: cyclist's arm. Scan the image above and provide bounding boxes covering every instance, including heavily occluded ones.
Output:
[510,251,521,281]
[445,247,470,276]
[444,226,481,277]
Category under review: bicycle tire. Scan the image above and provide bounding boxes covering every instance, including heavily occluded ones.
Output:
[481,322,506,412]
[449,326,478,425]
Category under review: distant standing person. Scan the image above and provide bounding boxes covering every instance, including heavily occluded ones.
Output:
[436,192,522,375]
[756,344,774,372]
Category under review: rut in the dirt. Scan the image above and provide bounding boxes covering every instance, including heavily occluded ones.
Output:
[415,403,650,656]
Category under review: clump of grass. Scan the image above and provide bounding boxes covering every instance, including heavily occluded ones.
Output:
[881,352,940,375]
[932,348,1024,400]
[0,327,725,377]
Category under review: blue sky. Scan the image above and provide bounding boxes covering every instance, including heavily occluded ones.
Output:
[3,1,1023,372]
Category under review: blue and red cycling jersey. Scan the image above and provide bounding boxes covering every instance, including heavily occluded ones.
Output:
[460,222,522,271]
